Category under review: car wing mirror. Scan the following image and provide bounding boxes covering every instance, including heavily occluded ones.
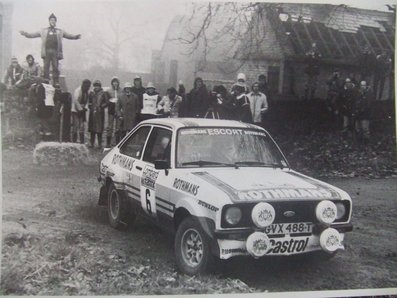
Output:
[155,160,170,175]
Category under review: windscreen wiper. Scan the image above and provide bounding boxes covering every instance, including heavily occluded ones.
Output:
[234,161,284,169]
[182,160,238,168]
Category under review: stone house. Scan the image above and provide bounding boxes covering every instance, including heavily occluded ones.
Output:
[153,3,395,100]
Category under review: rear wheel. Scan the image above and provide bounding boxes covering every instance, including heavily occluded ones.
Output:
[107,183,134,230]
[175,216,214,275]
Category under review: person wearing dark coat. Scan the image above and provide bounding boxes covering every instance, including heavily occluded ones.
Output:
[88,80,107,148]
[353,81,373,143]
[340,78,358,133]
[104,76,122,146]
[185,77,209,118]
[116,82,140,138]
[212,85,236,120]
[234,83,253,123]
[131,76,146,121]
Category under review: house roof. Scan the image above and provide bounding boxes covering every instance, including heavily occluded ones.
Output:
[265,4,395,62]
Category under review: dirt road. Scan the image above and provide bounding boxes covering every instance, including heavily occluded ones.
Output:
[1,148,397,295]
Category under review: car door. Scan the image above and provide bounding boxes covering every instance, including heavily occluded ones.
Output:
[140,126,173,218]
[117,125,152,205]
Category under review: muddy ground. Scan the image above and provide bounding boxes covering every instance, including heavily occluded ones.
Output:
[1,148,397,295]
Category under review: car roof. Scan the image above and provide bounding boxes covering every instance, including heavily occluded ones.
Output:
[139,118,264,131]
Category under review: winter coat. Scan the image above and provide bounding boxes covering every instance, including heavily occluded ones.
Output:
[116,93,140,131]
[248,91,268,123]
[88,89,107,133]
[340,85,358,117]
[21,27,80,60]
[157,95,183,118]
[235,93,253,123]
[186,82,209,117]
[354,88,373,120]
[131,86,146,110]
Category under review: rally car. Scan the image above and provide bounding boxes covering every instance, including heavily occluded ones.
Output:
[98,118,353,275]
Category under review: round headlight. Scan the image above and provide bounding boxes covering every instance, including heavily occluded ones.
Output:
[335,202,346,220]
[320,228,342,252]
[246,232,271,258]
[316,200,337,224]
[225,207,242,225]
[251,202,275,228]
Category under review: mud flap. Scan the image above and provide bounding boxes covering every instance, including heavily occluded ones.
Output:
[98,185,108,206]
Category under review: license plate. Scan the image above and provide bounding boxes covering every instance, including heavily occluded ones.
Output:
[263,222,312,235]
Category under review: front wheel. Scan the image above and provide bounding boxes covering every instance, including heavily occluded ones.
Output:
[107,183,134,230]
[174,216,214,275]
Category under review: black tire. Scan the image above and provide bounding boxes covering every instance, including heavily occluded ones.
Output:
[174,216,215,275]
[107,183,134,230]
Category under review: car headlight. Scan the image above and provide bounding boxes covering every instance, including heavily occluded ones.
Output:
[335,202,346,220]
[225,207,242,225]
[316,200,337,224]
[251,202,275,228]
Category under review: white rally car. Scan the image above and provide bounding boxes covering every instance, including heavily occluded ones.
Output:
[98,118,353,275]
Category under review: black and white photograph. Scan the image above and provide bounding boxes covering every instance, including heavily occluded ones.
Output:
[0,0,396,296]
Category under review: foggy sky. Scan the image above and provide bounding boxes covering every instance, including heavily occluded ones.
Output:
[6,0,396,73]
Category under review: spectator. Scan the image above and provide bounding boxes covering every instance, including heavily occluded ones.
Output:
[234,83,253,123]
[326,70,342,115]
[185,77,209,117]
[104,77,122,146]
[88,80,107,148]
[258,74,268,96]
[177,80,186,100]
[248,82,268,127]
[213,85,236,120]
[17,54,42,90]
[157,87,183,118]
[304,42,321,101]
[131,76,145,118]
[141,82,161,121]
[231,73,249,95]
[117,82,140,138]
[353,81,373,144]
[340,78,358,133]
[20,13,81,85]
[3,57,23,87]
[72,79,91,143]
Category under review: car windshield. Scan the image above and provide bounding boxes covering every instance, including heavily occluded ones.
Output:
[176,127,288,168]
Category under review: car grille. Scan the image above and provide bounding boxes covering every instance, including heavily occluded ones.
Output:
[221,200,350,228]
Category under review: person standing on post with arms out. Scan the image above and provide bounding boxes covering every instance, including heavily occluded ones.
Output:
[19,13,81,85]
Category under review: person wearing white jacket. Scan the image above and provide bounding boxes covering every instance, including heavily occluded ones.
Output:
[247,82,268,127]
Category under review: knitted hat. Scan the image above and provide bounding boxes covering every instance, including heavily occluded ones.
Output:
[49,13,57,21]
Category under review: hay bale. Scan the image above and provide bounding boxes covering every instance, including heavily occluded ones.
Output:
[33,142,91,166]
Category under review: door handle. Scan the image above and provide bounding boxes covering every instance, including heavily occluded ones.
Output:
[136,166,142,171]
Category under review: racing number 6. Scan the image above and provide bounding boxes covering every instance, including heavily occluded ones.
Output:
[146,189,152,215]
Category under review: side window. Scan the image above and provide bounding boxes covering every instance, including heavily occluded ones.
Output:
[143,127,172,164]
[120,126,151,158]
